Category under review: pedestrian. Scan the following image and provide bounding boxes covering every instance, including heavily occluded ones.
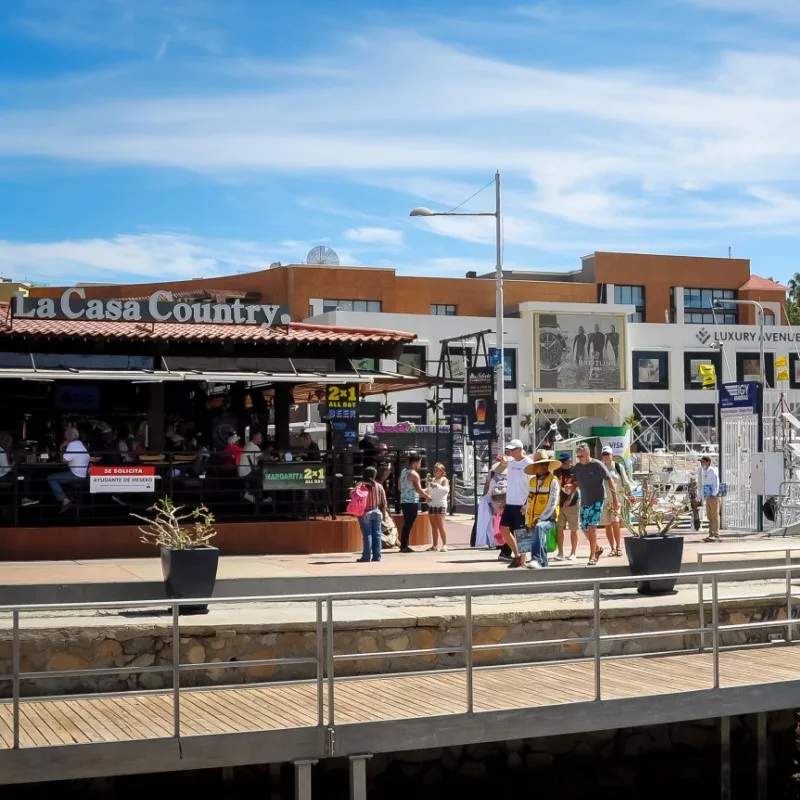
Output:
[522,450,561,569]
[599,446,623,557]
[572,442,620,566]
[398,453,432,553]
[499,439,534,569]
[475,456,509,549]
[353,467,388,563]
[426,463,450,551]
[700,455,721,542]
[553,452,579,561]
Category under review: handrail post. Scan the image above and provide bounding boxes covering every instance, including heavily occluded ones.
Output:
[316,599,324,727]
[465,591,473,713]
[698,555,705,652]
[172,603,180,738]
[326,597,335,727]
[787,555,794,643]
[711,576,720,690]
[593,582,601,701]
[12,609,20,749]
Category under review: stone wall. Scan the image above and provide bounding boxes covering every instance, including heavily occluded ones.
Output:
[0,597,793,697]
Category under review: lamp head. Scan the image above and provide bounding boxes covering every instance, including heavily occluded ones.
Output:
[409,207,436,217]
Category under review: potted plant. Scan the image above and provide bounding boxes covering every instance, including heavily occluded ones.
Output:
[622,479,687,594]
[623,413,641,432]
[133,497,219,614]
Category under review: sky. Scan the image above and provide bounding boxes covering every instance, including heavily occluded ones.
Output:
[1,0,800,286]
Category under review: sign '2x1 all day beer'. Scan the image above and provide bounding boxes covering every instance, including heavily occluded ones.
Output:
[466,367,496,441]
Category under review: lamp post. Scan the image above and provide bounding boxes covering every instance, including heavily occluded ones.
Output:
[410,171,505,452]
[715,299,766,384]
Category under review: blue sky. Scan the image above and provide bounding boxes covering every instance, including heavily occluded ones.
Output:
[1,0,800,286]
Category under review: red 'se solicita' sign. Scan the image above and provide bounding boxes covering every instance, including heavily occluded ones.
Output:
[89,465,156,494]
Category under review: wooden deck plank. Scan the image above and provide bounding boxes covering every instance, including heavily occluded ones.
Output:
[0,705,14,749]
[2,644,800,752]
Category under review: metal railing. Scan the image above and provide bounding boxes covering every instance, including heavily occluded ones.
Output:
[696,546,800,650]
[0,447,438,527]
[1,562,800,752]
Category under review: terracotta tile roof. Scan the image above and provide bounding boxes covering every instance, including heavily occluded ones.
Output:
[0,302,416,345]
[739,275,788,292]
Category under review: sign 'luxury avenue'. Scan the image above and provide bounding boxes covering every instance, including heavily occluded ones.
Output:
[11,288,292,327]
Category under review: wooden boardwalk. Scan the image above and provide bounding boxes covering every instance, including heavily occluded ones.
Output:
[3,645,800,750]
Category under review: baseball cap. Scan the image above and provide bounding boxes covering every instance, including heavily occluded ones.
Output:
[558,452,571,462]
[601,446,613,455]
[505,439,524,450]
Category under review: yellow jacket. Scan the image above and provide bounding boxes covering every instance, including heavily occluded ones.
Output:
[524,472,560,529]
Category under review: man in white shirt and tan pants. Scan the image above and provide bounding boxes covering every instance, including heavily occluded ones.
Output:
[701,455,721,542]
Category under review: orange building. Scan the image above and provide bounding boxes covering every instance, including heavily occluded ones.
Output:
[28,251,786,326]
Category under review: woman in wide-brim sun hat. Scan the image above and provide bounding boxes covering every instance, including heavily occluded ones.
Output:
[523,450,561,475]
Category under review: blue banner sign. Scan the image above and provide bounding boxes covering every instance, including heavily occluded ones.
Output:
[719,382,760,416]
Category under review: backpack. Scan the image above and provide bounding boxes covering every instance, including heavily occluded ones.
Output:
[346,483,370,517]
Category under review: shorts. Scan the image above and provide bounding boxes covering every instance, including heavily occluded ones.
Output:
[557,504,579,532]
[579,500,604,530]
[499,504,525,531]
[429,506,446,515]
[599,500,620,527]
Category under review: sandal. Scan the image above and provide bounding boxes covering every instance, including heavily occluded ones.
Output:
[587,547,604,565]
[507,556,524,569]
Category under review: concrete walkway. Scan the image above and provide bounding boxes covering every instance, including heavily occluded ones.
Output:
[0,516,793,590]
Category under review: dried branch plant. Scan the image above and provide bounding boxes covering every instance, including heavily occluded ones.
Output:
[132,497,216,549]
[622,479,693,537]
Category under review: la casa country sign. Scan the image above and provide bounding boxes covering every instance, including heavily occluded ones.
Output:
[12,288,291,327]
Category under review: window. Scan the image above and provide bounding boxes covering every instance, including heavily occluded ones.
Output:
[358,402,381,423]
[430,304,457,316]
[764,309,776,326]
[685,404,717,445]
[736,353,774,388]
[632,351,669,390]
[633,404,671,452]
[322,299,382,313]
[443,346,472,383]
[396,402,427,424]
[683,351,722,390]
[682,288,738,324]
[614,285,645,322]
[503,349,517,389]
[396,346,427,377]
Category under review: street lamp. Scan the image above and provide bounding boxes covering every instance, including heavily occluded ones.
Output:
[410,171,505,452]
[714,299,766,384]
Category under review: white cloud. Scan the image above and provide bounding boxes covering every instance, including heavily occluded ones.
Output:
[343,227,405,246]
[3,27,800,249]
[0,233,273,285]
[678,0,800,21]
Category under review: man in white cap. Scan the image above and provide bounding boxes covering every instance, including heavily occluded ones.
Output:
[498,439,533,568]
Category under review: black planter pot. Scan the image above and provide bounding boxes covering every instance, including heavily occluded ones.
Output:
[160,545,219,615]
[624,535,684,595]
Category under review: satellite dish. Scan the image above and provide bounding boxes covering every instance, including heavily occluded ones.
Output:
[306,246,340,266]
